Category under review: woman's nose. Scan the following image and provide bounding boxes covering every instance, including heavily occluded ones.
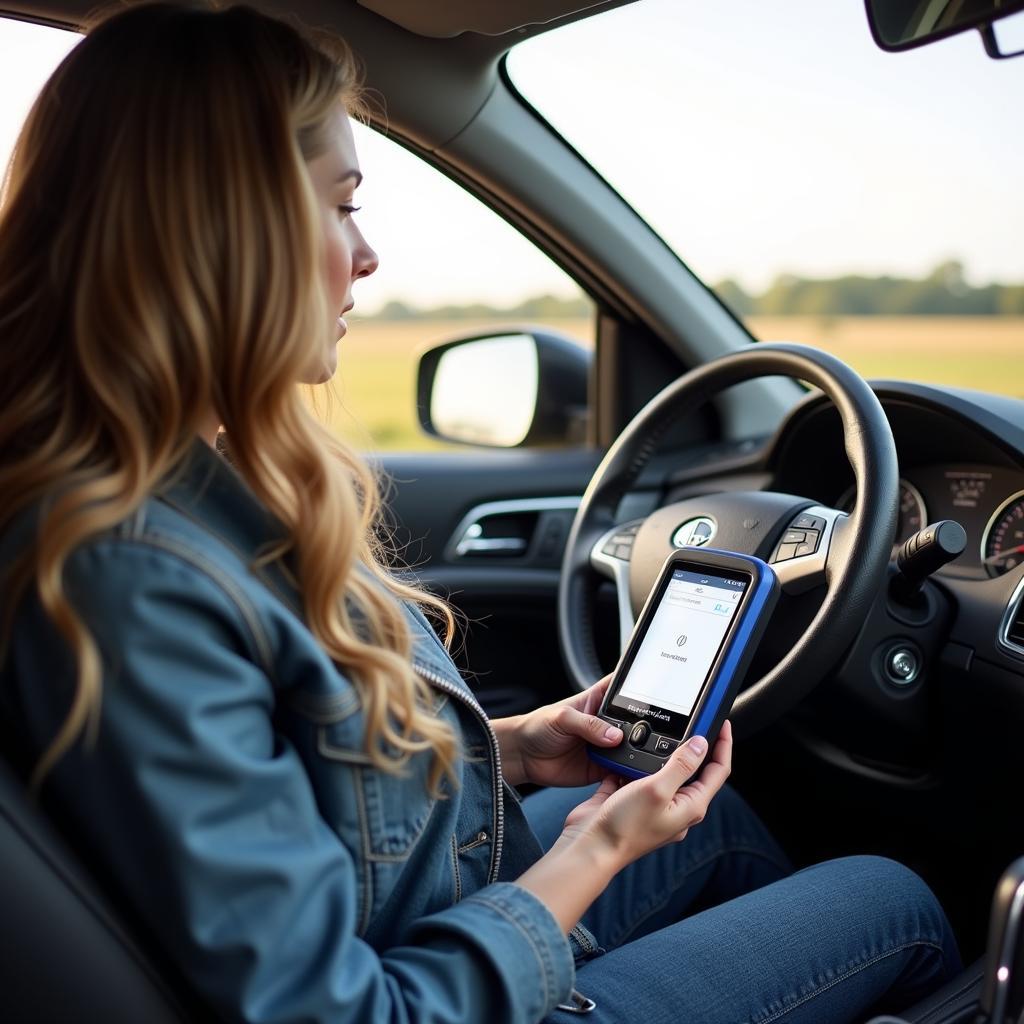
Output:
[352,224,379,280]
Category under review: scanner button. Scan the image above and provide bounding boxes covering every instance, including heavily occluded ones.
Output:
[654,736,676,755]
[629,722,651,748]
[794,541,816,558]
[781,529,806,544]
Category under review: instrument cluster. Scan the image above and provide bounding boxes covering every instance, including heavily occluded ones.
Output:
[839,466,1024,579]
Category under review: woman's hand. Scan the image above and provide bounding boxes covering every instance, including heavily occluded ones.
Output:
[514,722,733,935]
[493,677,624,788]
[559,721,733,870]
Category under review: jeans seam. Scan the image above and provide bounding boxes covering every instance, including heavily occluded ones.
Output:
[608,842,792,948]
[753,939,949,1024]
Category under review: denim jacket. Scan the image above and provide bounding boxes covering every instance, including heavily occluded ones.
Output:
[0,441,581,1024]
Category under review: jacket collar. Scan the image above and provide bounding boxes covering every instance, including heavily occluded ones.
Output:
[155,437,287,566]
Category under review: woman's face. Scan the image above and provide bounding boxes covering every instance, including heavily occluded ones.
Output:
[305,105,379,383]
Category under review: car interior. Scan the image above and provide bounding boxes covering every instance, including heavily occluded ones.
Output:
[2,0,1024,1021]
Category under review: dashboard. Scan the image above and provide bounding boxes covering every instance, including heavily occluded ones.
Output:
[769,385,1024,585]
[649,379,1024,777]
[689,381,1024,794]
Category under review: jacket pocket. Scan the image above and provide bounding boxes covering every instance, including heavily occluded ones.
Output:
[317,721,438,860]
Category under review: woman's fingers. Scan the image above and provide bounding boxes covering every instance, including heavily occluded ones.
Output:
[645,725,734,834]
[565,721,733,863]
[654,734,708,794]
[694,719,733,778]
[581,674,613,716]
[679,721,733,800]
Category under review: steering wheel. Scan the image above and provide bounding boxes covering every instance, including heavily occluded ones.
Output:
[557,342,899,736]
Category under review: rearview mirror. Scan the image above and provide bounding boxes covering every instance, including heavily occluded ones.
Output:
[416,329,589,448]
[865,0,1024,56]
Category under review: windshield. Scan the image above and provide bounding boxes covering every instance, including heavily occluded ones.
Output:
[509,0,1024,396]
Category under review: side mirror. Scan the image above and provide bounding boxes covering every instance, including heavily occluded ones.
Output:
[865,0,1024,56]
[416,329,589,448]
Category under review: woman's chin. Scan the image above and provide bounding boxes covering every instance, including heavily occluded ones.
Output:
[300,345,338,385]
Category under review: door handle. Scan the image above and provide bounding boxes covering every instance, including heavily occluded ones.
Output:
[454,524,528,557]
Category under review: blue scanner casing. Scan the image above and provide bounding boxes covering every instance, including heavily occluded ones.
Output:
[588,547,779,781]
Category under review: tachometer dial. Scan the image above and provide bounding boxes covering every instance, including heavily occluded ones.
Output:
[837,479,927,546]
[982,490,1024,578]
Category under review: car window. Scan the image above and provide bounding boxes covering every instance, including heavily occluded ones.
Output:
[0,16,594,454]
[324,123,593,452]
[509,0,1024,397]
[0,19,79,158]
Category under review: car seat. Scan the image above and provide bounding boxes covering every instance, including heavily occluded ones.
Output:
[0,744,208,1022]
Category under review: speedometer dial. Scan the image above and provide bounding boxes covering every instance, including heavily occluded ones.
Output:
[837,479,927,546]
[982,490,1024,578]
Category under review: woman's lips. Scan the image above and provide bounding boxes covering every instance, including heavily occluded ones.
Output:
[337,304,353,338]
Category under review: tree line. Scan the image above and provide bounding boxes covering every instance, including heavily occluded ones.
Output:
[368,293,592,321]
[366,261,1024,320]
[717,261,1024,317]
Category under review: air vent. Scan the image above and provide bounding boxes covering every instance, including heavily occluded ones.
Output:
[1000,579,1024,656]
[1007,604,1024,649]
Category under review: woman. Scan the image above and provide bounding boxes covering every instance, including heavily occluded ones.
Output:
[0,4,960,1022]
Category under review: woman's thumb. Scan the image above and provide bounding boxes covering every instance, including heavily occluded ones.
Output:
[560,706,622,745]
[659,734,707,788]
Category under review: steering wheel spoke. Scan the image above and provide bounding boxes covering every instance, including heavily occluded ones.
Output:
[590,520,643,653]
[770,505,848,595]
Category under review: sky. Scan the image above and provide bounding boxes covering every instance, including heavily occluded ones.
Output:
[1,1,1022,313]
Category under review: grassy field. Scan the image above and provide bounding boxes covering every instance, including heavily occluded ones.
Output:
[748,316,1024,397]
[309,315,1024,452]
[308,317,593,452]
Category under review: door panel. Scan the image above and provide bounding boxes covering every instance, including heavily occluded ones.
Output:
[378,448,604,713]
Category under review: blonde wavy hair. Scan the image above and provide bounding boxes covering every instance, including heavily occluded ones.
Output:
[0,2,458,793]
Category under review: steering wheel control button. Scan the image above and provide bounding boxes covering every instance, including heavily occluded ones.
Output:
[629,722,651,748]
[601,523,640,560]
[653,736,676,755]
[793,513,826,532]
[885,645,920,686]
[776,513,830,562]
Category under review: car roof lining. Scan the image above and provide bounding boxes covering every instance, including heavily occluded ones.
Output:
[0,0,638,148]
[0,0,640,46]
[357,0,633,39]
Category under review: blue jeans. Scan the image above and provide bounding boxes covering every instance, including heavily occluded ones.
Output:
[524,784,961,1024]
